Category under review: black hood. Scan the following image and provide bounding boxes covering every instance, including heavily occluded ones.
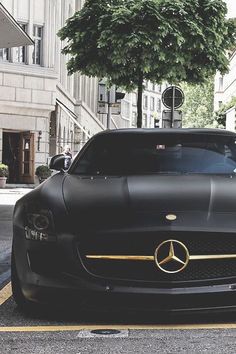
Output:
[62,174,236,233]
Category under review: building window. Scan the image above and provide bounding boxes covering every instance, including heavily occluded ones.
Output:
[150,115,155,127]
[0,48,9,61]
[132,112,137,126]
[150,97,155,111]
[151,82,155,91]
[121,101,130,118]
[218,101,223,109]
[143,113,147,127]
[219,77,223,91]
[157,84,162,92]
[69,4,73,17]
[157,98,161,112]
[16,45,26,63]
[132,93,137,106]
[32,25,43,65]
[152,114,159,128]
[143,95,148,109]
[15,24,27,63]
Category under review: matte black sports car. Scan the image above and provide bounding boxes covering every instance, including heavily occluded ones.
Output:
[11,128,236,313]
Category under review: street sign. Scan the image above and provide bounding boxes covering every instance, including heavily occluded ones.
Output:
[98,81,107,102]
[162,110,182,128]
[162,86,184,109]
[97,102,108,114]
[162,86,184,128]
[111,102,121,115]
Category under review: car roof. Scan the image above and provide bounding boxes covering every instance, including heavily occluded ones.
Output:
[95,128,236,138]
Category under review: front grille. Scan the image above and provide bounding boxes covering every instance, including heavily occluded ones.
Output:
[79,231,236,283]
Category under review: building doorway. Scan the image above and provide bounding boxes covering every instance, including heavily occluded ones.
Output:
[2,131,35,184]
[2,132,20,183]
[49,110,57,156]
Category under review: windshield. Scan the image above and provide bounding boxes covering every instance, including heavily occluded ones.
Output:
[73,133,236,176]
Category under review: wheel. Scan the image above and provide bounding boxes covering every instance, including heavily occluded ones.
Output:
[11,249,38,313]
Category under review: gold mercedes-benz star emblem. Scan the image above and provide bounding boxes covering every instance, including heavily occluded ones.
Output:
[154,240,190,274]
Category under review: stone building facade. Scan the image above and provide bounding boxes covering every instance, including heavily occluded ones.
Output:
[213,0,236,131]
[0,0,165,184]
[129,81,166,128]
[214,51,236,113]
[0,0,106,184]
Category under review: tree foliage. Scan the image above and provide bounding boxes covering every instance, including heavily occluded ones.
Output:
[58,0,236,128]
[181,79,219,128]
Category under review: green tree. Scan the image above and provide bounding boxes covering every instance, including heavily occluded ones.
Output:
[181,79,219,128]
[58,0,236,128]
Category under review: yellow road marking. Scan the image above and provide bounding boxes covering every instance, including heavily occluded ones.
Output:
[0,282,12,306]
[0,323,236,332]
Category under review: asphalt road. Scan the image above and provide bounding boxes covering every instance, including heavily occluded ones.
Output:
[1,188,236,353]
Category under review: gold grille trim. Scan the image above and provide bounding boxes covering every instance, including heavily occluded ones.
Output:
[86,255,154,261]
[86,254,236,261]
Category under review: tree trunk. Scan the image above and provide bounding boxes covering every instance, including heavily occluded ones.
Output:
[137,73,143,128]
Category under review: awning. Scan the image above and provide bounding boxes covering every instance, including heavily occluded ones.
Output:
[0,3,33,48]
[56,99,92,140]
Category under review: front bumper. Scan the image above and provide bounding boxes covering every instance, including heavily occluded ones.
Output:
[12,225,236,313]
[20,276,236,314]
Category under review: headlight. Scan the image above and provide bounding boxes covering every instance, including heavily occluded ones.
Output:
[31,214,50,231]
[25,209,56,242]
[25,226,56,242]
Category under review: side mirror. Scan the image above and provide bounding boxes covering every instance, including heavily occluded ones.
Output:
[49,154,65,171]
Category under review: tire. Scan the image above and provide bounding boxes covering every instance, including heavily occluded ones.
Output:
[11,249,38,313]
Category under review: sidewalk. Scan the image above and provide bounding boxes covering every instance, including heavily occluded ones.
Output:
[5,184,36,189]
[0,188,33,206]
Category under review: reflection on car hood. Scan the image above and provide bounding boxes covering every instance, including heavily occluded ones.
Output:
[63,174,236,233]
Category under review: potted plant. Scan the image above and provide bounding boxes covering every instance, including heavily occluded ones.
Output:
[0,164,9,188]
[35,165,52,184]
